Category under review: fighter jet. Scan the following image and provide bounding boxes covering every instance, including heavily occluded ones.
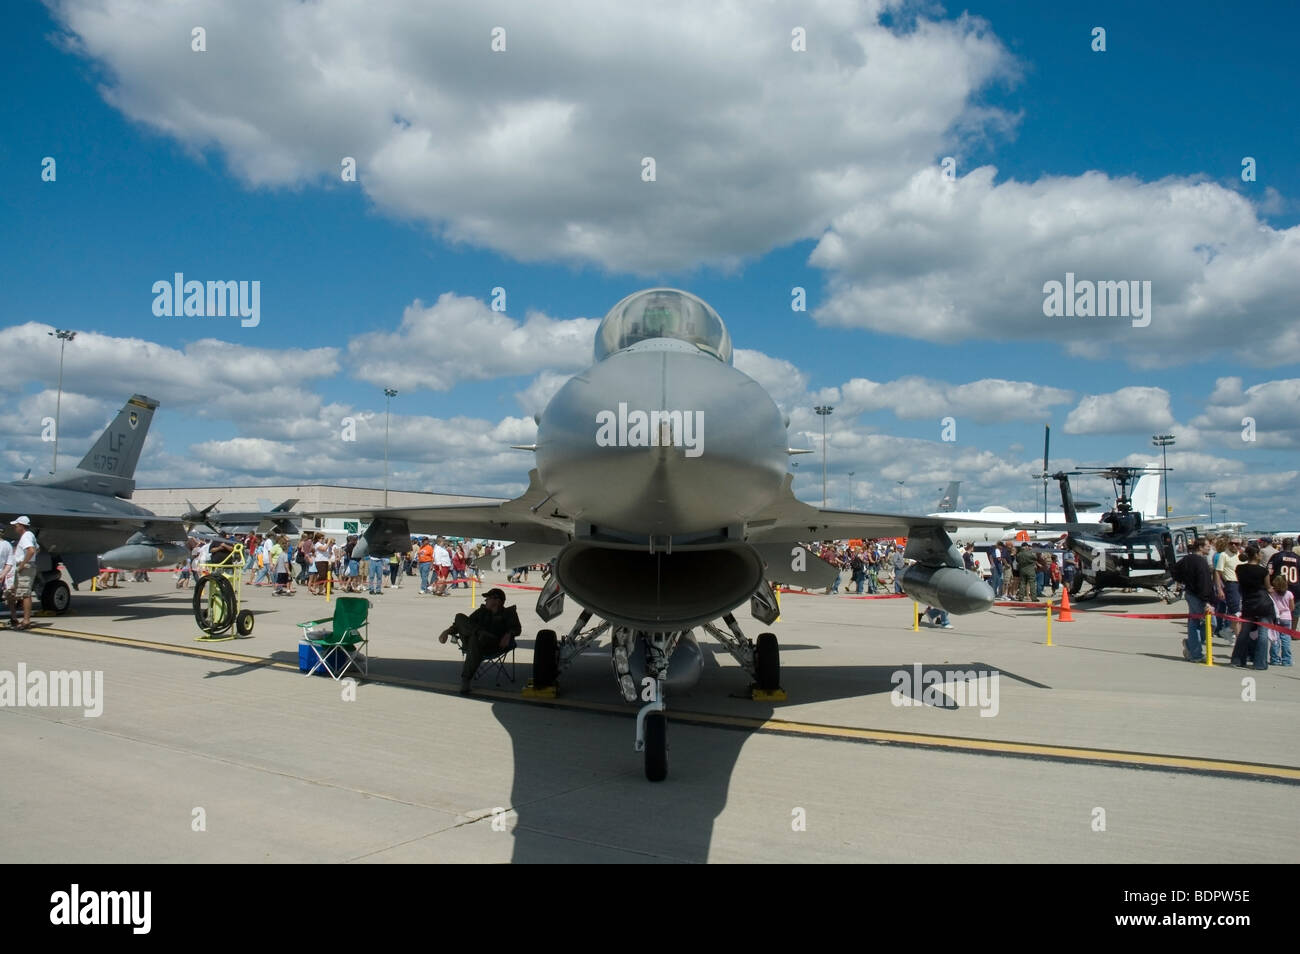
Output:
[337,288,1002,780]
[0,395,292,613]
[189,498,302,535]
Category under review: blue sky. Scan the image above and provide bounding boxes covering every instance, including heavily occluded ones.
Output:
[2,0,1297,527]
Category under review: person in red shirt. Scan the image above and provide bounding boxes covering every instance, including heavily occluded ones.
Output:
[451,543,468,589]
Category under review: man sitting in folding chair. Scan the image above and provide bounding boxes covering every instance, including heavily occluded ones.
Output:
[438,588,521,693]
[298,595,370,680]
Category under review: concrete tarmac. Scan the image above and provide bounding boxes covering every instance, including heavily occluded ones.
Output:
[2,571,1296,862]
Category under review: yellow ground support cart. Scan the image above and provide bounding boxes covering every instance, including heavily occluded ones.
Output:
[193,542,255,640]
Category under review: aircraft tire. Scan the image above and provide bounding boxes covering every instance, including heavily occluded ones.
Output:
[1069,574,1084,597]
[755,632,780,691]
[533,628,558,688]
[235,609,255,637]
[40,580,71,615]
[193,573,236,636]
[644,712,668,782]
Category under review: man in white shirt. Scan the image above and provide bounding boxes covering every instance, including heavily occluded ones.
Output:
[8,516,39,629]
[432,536,452,596]
[0,536,13,615]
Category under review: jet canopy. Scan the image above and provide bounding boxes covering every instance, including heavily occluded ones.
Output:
[594,288,733,364]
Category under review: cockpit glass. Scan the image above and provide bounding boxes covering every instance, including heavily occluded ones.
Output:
[594,289,733,364]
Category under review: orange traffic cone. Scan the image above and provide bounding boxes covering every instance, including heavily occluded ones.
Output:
[1058,587,1075,622]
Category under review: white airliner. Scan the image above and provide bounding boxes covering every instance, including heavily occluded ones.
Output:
[934,473,1162,547]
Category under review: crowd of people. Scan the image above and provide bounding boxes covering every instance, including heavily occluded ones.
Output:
[1174,534,1297,669]
[807,539,1072,602]
[807,541,908,596]
[173,531,492,598]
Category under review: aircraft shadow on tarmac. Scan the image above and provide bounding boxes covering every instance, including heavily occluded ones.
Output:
[56,588,200,624]
[198,640,1052,862]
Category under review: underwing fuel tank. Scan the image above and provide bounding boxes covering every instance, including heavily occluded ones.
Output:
[99,543,188,570]
[900,565,995,615]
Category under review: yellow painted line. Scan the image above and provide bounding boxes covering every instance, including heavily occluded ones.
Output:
[29,624,287,667]
[679,714,1300,782]
[23,623,1300,783]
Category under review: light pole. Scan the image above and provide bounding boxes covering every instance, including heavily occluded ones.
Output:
[896,480,905,510]
[48,329,76,473]
[1204,491,1216,525]
[848,471,855,511]
[1152,434,1174,517]
[383,388,398,507]
[814,405,833,509]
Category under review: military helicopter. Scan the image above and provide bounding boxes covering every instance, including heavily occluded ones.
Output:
[1046,465,1186,602]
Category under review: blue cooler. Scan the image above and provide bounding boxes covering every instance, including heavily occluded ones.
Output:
[299,640,346,675]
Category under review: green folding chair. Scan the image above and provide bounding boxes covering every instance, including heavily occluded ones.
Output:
[297,596,370,680]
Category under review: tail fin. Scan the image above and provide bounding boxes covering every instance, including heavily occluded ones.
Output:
[935,481,960,512]
[1132,471,1161,519]
[35,394,158,498]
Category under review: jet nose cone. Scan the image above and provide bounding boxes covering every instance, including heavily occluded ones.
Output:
[535,344,787,534]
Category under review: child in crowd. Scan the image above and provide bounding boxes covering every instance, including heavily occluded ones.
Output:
[1269,575,1294,667]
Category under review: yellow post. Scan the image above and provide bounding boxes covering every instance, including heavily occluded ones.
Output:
[912,600,919,632]
[91,575,97,592]
[470,575,476,606]
[1204,607,1213,666]
[1045,598,1053,646]
[773,584,781,623]
[325,568,332,603]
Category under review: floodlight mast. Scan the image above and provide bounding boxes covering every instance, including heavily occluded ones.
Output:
[48,329,77,473]
[814,405,833,509]
[384,388,398,506]
[1152,434,1175,517]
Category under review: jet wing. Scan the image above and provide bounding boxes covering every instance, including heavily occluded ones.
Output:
[0,509,187,540]
[745,476,1017,544]
[306,470,571,546]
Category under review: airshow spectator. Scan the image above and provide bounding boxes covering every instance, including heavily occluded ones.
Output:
[311,533,331,595]
[1267,539,1299,604]
[451,542,468,589]
[1015,544,1038,602]
[7,517,38,629]
[1230,545,1273,670]
[417,537,434,593]
[1177,537,1215,663]
[1214,537,1242,641]
[1268,575,1293,666]
[343,535,360,592]
[924,606,953,629]
[433,536,452,595]
[368,546,385,595]
[849,549,866,594]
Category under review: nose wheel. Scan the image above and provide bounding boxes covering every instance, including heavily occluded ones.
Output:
[635,676,668,782]
[640,709,668,782]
